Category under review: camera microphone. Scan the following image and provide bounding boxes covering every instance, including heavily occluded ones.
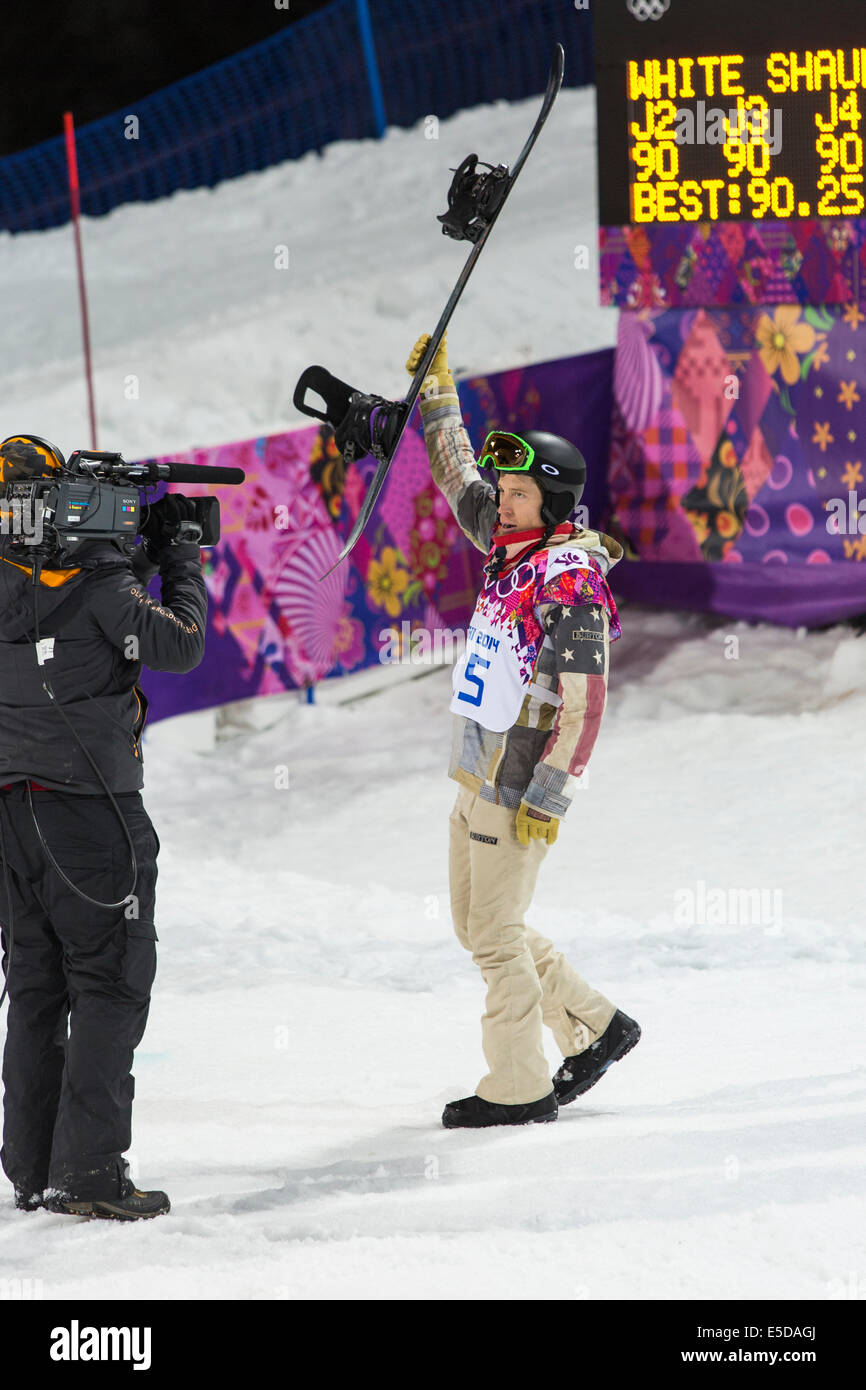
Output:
[73,458,246,486]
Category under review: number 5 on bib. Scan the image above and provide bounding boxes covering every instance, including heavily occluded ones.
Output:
[456,653,490,706]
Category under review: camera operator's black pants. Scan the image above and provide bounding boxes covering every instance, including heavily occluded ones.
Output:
[0,785,159,1198]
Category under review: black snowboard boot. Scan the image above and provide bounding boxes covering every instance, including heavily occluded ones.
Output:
[553,1009,641,1105]
[14,1186,43,1212]
[46,1160,170,1221]
[442,1091,558,1128]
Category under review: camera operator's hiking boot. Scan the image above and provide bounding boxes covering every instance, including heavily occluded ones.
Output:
[442,1091,558,1128]
[13,1185,43,1212]
[46,1160,170,1221]
[553,1009,641,1105]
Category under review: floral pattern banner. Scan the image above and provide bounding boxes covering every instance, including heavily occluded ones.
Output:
[136,350,616,722]
[607,301,866,625]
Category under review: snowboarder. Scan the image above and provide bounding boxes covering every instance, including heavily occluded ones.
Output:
[405,336,641,1128]
[0,436,206,1217]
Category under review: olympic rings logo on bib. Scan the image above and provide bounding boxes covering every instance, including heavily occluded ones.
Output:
[492,561,537,600]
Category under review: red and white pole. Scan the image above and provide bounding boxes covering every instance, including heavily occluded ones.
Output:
[63,111,98,450]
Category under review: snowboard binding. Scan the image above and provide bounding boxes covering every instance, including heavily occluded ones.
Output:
[437,155,511,243]
[293,366,406,465]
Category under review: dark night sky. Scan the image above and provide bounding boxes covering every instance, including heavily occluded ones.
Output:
[0,0,336,156]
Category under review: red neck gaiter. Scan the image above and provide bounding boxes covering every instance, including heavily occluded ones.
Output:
[485,522,574,580]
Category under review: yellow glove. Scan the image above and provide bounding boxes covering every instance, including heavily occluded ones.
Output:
[405,332,456,416]
[516,802,559,847]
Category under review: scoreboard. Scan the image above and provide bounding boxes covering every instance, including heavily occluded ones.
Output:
[595,0,866,306]
[627,53,864,226]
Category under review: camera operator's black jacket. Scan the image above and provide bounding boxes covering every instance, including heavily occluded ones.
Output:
[0,539,206,794]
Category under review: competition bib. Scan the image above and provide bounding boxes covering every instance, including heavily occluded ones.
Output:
[450,544,595,732]
[450,560,542,732]
[450,605,527,732]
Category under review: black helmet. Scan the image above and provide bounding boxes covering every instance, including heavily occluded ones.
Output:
[479,429,586,527]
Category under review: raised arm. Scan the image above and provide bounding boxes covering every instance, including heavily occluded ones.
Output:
[406,333,497,555]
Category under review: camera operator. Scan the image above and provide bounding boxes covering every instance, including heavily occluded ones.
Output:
[0,435,206,1221]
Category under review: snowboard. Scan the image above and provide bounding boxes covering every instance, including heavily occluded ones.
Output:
[294,44,565,574]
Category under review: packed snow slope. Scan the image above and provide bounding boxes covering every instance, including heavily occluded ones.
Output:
[1,607,864,1299]
[0,88,615,459]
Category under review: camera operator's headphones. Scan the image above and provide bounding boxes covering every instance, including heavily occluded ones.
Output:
[0,436,80,584]
[0,435,66,482]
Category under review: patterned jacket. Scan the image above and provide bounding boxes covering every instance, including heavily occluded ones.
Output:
[421,396,622,818]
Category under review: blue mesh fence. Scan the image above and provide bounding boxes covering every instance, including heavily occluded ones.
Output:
[0,0,591,233]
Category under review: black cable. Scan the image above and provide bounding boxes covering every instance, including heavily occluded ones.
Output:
[0,804,13,1010]
[0,549,29,1012]
[29,556,138,911]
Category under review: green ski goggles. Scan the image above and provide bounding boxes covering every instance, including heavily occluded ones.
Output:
[478,431,536,472]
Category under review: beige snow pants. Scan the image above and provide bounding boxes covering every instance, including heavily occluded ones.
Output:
[449,785,616,1105]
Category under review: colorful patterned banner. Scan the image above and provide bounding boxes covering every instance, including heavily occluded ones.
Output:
[606,301,866,625]
[600,219,866,310]
[136,350,616,723]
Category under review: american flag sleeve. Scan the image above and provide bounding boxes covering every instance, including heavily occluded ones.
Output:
[522,601,610,818]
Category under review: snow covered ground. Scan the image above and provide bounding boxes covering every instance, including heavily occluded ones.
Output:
[1,605,864,1300]
[0,86,615,460]
[0,78,864,1303]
